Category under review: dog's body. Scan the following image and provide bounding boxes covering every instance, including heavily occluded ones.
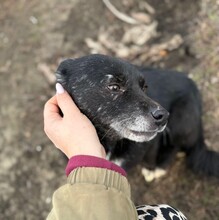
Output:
[56,54,219,178]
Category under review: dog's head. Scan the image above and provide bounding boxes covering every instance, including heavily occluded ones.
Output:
[56,54,169,142]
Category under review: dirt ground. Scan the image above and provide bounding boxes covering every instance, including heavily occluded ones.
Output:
[0,0,219,219]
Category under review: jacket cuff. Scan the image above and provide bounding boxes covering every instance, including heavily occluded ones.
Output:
[65,155,126,177]
[67,167,131,198]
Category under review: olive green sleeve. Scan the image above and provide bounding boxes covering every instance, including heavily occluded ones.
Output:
[47,167,138,220]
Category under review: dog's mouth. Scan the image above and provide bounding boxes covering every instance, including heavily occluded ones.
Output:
[129,124,166,136]
[129,129,157,136]
[125,124,167,142]
[125,129,158,142]
[110,119,167,142]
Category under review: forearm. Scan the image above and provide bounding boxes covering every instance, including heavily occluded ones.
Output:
[47,157,138,220]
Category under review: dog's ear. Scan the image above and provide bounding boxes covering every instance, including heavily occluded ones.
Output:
[55,59,74,89]
[55,70,66,85]
[55,69,66,86]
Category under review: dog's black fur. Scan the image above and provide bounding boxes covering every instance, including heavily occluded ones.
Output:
[56,54,219,177]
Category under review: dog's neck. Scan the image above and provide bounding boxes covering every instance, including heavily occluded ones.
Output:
[100,136,118,153]
[95,124,121,151]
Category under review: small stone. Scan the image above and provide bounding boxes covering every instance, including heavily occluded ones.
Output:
[29,16,38,24]
[45,197,51,204]
[36,145,42,152]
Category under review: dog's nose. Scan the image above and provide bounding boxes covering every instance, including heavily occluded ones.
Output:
[151,109,169,126]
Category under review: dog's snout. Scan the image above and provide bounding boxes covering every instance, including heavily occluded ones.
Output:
[151,109,169,126]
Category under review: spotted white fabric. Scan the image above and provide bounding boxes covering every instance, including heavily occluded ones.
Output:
[136,204,187,220]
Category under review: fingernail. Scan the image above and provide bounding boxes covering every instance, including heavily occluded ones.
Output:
[56,83,64,94]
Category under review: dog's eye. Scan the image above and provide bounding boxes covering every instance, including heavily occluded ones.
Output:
[107,84,121,92]
[139,78,147,92]
[142,84,148,92]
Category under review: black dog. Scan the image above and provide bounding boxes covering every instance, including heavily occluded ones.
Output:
[56,54,219,179]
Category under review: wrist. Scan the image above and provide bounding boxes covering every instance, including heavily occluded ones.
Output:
[66,144,106,159]
[66,155,127,177]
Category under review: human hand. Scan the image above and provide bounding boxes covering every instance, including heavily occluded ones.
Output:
[44,83,106,159]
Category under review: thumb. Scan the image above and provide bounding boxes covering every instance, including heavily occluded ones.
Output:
[55,83,81,116]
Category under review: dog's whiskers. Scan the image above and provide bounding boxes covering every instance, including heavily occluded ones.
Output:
[100,127,114,141]
[100,117,133,141]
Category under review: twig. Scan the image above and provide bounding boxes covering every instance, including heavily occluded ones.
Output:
[102,0,139,24]
[38,63,56,85]
[142,2,155,14]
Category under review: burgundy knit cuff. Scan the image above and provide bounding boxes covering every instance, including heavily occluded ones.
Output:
[65,155,127,177]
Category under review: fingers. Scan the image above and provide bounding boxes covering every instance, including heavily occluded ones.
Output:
[55,83,81,117]
[44,96,61,120]
[44,95,62,135]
